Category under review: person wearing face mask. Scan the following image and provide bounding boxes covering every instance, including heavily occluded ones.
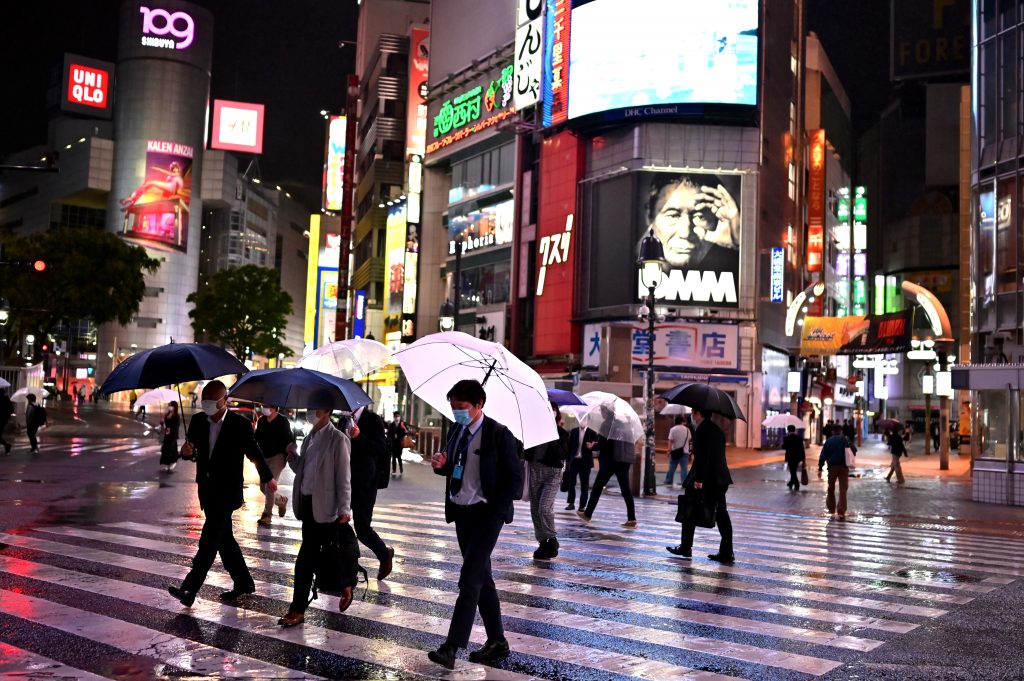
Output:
[277,399,353,627]
[168,381,277,608]
[159,401,181,472]
[254,405,297,526]
[426,379,523,670]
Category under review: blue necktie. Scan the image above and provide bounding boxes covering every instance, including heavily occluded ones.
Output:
[449,426,473,494]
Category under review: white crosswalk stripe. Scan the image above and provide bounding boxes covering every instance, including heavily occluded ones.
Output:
[1,494,1022,680]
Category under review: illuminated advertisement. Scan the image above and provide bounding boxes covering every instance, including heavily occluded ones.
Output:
[636,171,741,307]
[406,27,430,158]
[139,5,195,50]
[542,0,571,126]
[515,0,544,111]
[402,223,419,343]
[428,64,514,154]
[211,99,265,154]
[62,55,114,117]
[317,268,338,348]
[323,115,346,212]
[120,139,193,251]
[801,311,912,356]
[770,247,784,303]
[353,289,367,339]
[448,199,514,256]
[565,0,758,121]
[385,205,408,316]
[807,129,825,273]
[582,321,739,370]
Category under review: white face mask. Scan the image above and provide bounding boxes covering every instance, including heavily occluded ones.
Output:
[305,411,322,425]
[201,400,222,416]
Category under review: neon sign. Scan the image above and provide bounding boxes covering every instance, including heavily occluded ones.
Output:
[139,6,195,50]
[770,247,784,302]
[67,64,108,109]
[432,65,513,140]
[323,116,346,212]
[536,214,573,296]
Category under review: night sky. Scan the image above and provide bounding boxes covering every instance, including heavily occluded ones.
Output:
[2,0,888,209]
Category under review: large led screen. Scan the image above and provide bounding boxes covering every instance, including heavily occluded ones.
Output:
[567,0,758,120]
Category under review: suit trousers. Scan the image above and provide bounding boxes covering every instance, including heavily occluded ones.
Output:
[565,461,590,509]
[261,454,288,517]
[352,483,389,562]
[446,503,505,648]
[27,425,39,451]
[583,461,635,521]
[885,454,905,483]
[391,444,404,473]
[529,462,562,541]
[182,506,252,594]
[786,461,802,490]
[290,495,335,613]
[826,465,850,515]
[679,486,733,556]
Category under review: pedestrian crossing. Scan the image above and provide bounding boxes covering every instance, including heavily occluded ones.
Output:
[1,492,1022,680]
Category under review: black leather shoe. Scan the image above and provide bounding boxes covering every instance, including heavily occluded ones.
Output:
[547,538,559,558]
[708,553,736,564]
[666,545,691,558]
[532,542,551,560]
[468,637,510,663]
[428,643,457,670]
[219,584,256,602]
[168,585,196,607]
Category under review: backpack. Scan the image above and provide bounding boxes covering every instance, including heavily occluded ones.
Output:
[360,410,391,490]
[310,522,367,604]
[33,406,47,427]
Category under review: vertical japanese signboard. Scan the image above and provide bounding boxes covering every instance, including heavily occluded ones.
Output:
[770,247,785,302]
[807,129,826,273]
[323,115,346,212]
[406,27,429,158]
[515,0,544,111]
[542,0,571,126]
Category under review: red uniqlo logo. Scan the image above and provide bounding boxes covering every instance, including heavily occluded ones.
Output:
[67,64,109,109]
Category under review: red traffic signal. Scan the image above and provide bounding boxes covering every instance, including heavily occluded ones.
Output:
[32,260,46,272]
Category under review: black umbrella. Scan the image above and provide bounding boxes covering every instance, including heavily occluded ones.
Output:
[99,343,247,394]
[228,368,372,412]
[662,382,746,421]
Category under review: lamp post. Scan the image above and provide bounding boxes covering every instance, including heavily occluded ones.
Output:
[638,228,668,496]
[921,372,934,456]
[438,300,455,332]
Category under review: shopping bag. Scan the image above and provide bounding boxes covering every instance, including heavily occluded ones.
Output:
[844,447,856,467]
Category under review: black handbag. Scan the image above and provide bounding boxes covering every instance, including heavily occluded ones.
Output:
[310,522,366,603]
[675,489,717,528]
[800,462,809,486]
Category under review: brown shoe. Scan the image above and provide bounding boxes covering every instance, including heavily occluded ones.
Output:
[377,547,395,581]
[277,611,304,627]
[257,514,272,527]
[338,586,353,613]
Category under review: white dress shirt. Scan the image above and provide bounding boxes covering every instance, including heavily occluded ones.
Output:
[208,409,226,456]
[450,414,488,506]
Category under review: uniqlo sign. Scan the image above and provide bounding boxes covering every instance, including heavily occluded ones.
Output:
[60,55,114,118]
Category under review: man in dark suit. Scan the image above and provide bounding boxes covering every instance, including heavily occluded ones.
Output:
[169,380,275,607]
[427,379,523,670]
[782,424,805,491]
[348,405,394,580]
[563,427,597,510]
[667,409,734,563]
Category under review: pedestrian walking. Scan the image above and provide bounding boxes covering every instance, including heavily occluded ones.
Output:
[129,390,138,414]
[817,424,853,520]
[886,427,907,484]
[666,409,734,563]
[930,419,939,452]
[842,419,855,442]
[563,427,596,510]
[277,404,353,627]
[159,401,181,472]
[427,379,523,670]
[25,394,45,453]
[664,415,692,487]
[168,381,276,608]
[387,410,408,476]
[783,425,805,491]
[349,405,395,581]
[0,389,13,455]
[577,407,638,528]
[525,403,568,559]
[254,405,296,526]
[190,392,198,409]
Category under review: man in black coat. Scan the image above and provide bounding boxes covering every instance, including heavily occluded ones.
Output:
[348,405,394,580]
[563,427,597,510]
[427,379,523,670]
[782,424,805,491]
[169,381,275,607]
[0,390,13,455]
[667,409,734,563]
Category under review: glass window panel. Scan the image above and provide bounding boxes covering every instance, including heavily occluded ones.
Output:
[997,176,1017,293]
[981,41,998,153]
[983,0,998,39]
[978,185,997,299]
[1000,0,1017,31]
[1001,33,1018,140]
[978,389,1010,459]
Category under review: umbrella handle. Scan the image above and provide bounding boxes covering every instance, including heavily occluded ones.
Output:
[176,384,190,446]
[482,359,498,387]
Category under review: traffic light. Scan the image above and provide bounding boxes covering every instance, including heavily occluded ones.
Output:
[31,259,46,272]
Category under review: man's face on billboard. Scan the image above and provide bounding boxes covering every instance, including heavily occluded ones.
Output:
[650,180,713,268]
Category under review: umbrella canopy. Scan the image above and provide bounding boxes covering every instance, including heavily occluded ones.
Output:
[135,388,182,408]
[546,388,586,406]
[660,403,687,416]
[0,378,10,390]
[227,368,371,412]
[99,343,247,395]
[762,413,805,430]
[663,382,746,421]
[298,338,392,380]
[576,391,645,443]
[11,386,47,402]
[877,418,903,432]
[395,331,557,449]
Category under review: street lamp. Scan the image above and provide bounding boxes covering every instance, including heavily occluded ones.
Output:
[439,300,455,332]
[638,228,668,496]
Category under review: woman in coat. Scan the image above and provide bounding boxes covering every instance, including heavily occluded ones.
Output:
[278,405,353,627]
[159,401,180,472]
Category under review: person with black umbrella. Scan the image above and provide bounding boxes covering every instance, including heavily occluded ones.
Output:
[168,380,276,608]
[667,409,734,563]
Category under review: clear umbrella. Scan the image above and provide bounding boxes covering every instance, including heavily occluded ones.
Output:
[11,386,47,402]
[761,413,804,429]
[135,388,182,407]
[298,339,392,380]
[576,391,645,443]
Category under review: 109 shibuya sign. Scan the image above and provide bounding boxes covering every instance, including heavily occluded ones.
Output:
[140,6,195,50]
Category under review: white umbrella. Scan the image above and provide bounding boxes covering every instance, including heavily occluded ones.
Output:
[135,388,182,407]
[762,413,805,430]
[395,331,557,449]
[11,386,47,402]
[577,391,645,443]
[299,339,392,380]
[0,378,10,390]
[660,403,687,416]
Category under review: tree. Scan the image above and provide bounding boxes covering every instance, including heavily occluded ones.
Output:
[0,227,160,363]
[187,265,293,359]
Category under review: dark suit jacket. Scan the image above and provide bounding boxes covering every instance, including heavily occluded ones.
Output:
[575,428,599,468]
[683,419,733,488]
[433,415,524,524]
[350,408,387,492]
[186,410,272,512]
[783,433,805,464]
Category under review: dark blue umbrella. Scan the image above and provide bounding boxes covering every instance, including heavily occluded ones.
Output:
[99,343,247,394]
[662,382,746,421]
[546,388,586,406]
[228,368,372,412]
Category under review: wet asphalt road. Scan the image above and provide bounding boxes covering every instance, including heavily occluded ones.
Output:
[1,404,1024,680]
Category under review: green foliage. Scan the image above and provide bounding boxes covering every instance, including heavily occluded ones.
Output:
[187,265,293,359]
